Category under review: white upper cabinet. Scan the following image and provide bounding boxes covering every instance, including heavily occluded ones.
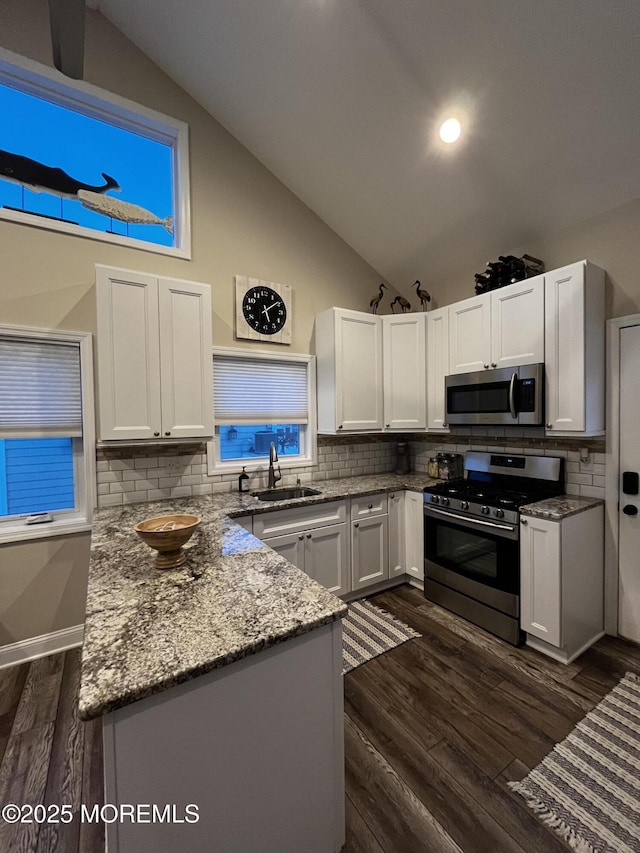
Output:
[316,308,383,433]
[96,265,213,441]
[426,306,450,431]
[544,260,605,435]
[491,276,545,369]
[448,293,492,374]
[449,278,544,375]
[382,314,427,430]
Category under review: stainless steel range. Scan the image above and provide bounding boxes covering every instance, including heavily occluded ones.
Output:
[423,451,564,645]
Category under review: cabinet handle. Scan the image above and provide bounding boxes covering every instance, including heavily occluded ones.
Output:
[521,518,528,525]
[386,423,390,428]
[546,423,552,429]
[154,431,160,437]
[354,522,359,528]
[165,431,171,436]
[338,424,343,429]
[298,535,304,540]
[484,363,489,369]
[443,422,447,428]
[368,504,373,509]
[306,533,312,539]
[491,362,496,368]
[390,493,395,498]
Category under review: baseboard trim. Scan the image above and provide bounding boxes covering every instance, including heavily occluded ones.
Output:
[0,624,84,670]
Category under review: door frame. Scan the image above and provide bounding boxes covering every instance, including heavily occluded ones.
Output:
[605,313,640,635]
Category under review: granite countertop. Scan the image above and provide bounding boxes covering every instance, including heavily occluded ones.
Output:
[520,494,604,520]
[79,472,436,721]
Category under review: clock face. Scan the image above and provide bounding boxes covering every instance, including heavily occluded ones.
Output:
[242,285,288,336]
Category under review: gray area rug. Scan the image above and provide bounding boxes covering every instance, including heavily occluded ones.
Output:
[342,600,420,676]
[509,671,640,853]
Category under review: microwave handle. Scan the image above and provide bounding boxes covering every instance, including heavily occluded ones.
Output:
[508,372,517,418]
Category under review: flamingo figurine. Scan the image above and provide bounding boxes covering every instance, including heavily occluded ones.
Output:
[413,280,431,311]
[369,283,387,314]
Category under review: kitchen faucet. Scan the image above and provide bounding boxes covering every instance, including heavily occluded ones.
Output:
[267,442,282,489]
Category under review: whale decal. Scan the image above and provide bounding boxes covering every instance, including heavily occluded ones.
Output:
[0,149,120,199]
[77,189,173,234]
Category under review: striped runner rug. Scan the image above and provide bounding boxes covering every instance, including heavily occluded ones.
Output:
[509,671,640,853]
[342,600,420,675]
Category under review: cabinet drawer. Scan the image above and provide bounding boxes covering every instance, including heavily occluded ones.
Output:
[350,492,388,520]
[253,500,347,539]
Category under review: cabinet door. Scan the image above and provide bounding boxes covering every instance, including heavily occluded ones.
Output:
[335,311,383,431]
[305,523,350,597]
[96,266,162,440]
[351,515,389,591]
[262,531,306,572]
[544,262,586,432]
[404,491,424,580]
[388,491,405,576]
[491,276,544,369]
[158,278,214,439]
[520,516,561,646]
[382,315,427,430]
[448,294,491,374]
[426,307,450,430]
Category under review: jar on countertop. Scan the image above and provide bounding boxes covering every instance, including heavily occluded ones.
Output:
[437,452,463,480]
[428,456,439,478]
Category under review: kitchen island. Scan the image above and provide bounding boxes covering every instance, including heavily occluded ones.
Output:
[79,494,348,853]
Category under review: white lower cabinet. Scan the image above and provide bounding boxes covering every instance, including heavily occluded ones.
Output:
[388,491,405,577]
[520,505,604,664]
[263,524,349,597]
[404,491,424,581]
[351,514,389,592]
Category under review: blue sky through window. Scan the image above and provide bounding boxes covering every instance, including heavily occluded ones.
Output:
[0,83,174,246]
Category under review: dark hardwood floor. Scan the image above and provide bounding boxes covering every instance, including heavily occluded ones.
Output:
[1,584,639,852]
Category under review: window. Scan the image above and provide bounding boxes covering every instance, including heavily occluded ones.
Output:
[208,347,316,472]
[0,48,190,257]
[0,325,95,543]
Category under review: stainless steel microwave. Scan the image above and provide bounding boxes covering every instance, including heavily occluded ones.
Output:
[445,363,544,426]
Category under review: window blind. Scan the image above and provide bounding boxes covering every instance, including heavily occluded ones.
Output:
[213,356,308,423]
[0,337,82,437]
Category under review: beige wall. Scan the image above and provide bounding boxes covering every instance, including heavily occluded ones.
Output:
[0,0,392,650]
[431,197,640,319]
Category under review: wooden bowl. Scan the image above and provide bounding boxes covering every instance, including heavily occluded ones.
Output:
[134,514,201,569]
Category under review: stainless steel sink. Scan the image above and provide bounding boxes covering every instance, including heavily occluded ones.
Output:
[252,487,321,502]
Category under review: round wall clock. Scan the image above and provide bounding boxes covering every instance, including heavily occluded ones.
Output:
[235,276,292,344]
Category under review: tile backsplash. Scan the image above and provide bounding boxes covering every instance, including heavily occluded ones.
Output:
[96,430,606,508]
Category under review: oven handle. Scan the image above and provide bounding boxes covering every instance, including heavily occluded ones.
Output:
[424,504,518,536]
[508,372,517,419]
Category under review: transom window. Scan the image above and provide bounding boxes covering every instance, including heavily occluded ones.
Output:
[0,48,190,258]
[0,325,95,543]
[208,348,316,472]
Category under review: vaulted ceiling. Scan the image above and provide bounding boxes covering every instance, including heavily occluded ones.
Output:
[95,0,640,291]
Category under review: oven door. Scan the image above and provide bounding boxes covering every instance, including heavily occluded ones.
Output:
[424,505,519,616]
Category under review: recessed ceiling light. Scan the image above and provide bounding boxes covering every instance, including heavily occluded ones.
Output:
[439,117,462,144]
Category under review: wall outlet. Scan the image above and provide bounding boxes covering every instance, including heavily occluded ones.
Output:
[166,460,182,475]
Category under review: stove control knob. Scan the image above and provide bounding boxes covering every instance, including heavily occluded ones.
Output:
[495,509,505,519]
[460,500,469,510]
[480,505,490,515]
[441,497,450,506]
[431,495,440,504]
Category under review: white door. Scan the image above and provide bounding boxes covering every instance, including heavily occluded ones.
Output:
[95,266,162,441]
[305,524,350,597]
[382,314,427,430]
[388,491,405,576]
[404,490,424,580]
[618,323,640,643]
[335,311,383,431]
[491,276,544,369]
[351,515,389,591]
[426,307,450,430]
[262,531,306,572]
[448,293,491,374]
[158,278,214,439]
[520,516,561,647]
